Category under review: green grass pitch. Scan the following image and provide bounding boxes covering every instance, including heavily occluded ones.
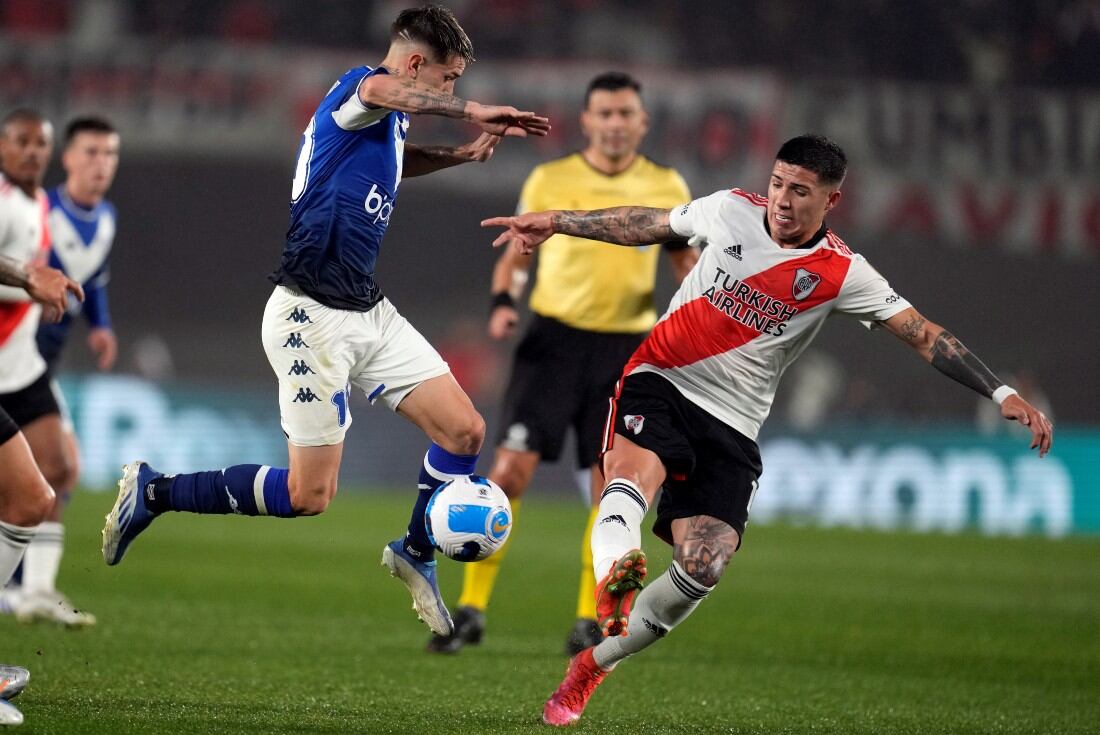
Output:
[4,489,1098,734]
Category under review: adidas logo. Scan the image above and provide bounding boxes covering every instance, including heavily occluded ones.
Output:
[599,514,627,527]
[288,360,315,376]
[293,388,321,403]
[724,243,743,260]
[286,307,312,324]
[641,616,668,638]
[283,332,310,349]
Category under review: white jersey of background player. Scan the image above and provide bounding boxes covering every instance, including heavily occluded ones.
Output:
[483,133,1053,727]
[0,171,49,394]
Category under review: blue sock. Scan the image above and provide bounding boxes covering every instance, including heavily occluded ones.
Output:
[405,444,478,558]
[153,465,295,517]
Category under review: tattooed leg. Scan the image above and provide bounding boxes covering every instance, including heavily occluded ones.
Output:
[591,514,736,670]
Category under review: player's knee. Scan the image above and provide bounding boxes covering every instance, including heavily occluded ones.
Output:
[39,454,77,494]
[443,411,485,456]
[489,458,533,499]
[288,476,337,516]
[9,479,55,527]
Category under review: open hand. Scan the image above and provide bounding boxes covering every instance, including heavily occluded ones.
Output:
[482,212,555,255]
[469,104,550,138]
[457,133,502,163]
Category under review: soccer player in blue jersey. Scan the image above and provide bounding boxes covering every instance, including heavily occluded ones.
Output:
[101,4,550,637]
[0,117,119,627]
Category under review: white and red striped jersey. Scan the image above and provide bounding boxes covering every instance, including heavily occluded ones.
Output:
[623,188,910,440]
[0,174,50,393]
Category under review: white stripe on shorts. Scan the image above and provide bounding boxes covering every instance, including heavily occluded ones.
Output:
[253,465,271,516]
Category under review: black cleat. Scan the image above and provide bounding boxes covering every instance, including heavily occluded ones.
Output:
[426,605,485,654]
[563,618,603,656]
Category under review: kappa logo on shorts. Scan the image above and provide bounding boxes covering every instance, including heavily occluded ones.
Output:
[293,388,321,403]
[286,307,312,324]
[283,332,310,349]
[792,268,822,301]
[623,414,645,435]
[288,360,315,376]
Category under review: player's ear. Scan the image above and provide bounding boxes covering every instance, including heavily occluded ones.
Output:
[407,51,427,80]
[825,188,842,211]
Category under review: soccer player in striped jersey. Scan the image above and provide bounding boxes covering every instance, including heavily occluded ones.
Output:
[428,72,697,656]
[484,134,1054,726]
[0,190,84,726]
[0,117,120,627]
[100,4,549,639]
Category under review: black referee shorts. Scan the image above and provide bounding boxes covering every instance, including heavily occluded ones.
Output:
[602,372,762,547]
[495,315,643,468]
[0,371,61,431]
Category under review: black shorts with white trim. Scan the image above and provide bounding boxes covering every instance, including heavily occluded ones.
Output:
[602,371,762,547]
[0,371,61,430]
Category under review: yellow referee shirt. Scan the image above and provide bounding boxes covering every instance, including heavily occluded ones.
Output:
[519,153,691,334]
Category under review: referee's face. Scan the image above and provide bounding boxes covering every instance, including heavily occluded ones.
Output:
[582,89,648,163]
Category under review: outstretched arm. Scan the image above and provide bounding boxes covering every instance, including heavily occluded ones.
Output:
[482,207,681,254]
[402,133,501,178]
[358,75,550,137]
[881,307,1053,456]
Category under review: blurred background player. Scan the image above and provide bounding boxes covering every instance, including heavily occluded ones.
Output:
[483,134,1054,726]
[428,72,696,655]
[0,190,85,726]
[0,108,97,628]
[0,116,120,628]
[99,4,549,638]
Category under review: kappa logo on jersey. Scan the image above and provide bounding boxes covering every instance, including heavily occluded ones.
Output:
[723,243,743,260]
[623,414,645,435]
[288,360,315,376]
[364,183,394,224]
[286,307,312,324]
[293,388,321,403]
[792,268,822,301]
[283,332,310,349]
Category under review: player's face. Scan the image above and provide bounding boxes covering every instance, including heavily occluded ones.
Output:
[412,53,466,95]
[766,161,841,246]
[63,131,121,197]
[0,119,53,188]
[581,89,648,161]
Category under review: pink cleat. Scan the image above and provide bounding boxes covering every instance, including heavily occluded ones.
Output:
[542,647,608,727]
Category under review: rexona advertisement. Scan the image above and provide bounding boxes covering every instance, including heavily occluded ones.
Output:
[753,429,1099,537]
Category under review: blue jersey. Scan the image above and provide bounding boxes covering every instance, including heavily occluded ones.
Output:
[36,186,116,369]
[270,65,410,311]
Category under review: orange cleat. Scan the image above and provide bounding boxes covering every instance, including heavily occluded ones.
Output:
[594,549,647,638]
[542,647,607,727]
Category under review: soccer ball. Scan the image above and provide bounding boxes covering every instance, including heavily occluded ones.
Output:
[425,475,512,562]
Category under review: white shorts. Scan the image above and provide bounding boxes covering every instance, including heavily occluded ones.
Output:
[261,286,450,446]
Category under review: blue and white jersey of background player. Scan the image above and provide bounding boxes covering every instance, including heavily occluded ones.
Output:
[36,185,115,370]
[270,65,409,311]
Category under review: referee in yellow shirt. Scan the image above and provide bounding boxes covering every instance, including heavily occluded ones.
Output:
[428,72,697,654]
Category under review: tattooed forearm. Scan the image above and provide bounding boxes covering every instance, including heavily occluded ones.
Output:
[366,76,468,117]
[899,314,926,342]
[672,515,740,588]
[551,207,676,245]
[928,330,1003,399]
[0,255,29,288]
[403,144,463,177]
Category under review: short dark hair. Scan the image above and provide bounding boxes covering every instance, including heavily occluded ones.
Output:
[1,108,46,134]
[64,116,116,147]
[584,71,642,109]
[775,134,847,186]
[391,4,474,64]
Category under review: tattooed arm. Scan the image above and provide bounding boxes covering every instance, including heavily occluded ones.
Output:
[357,75,550,137]
[882,307,1053,456]
[0,255,83,322]
[402,133,501,178]
[482,207,683,255]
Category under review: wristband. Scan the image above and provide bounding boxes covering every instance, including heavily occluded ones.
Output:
[992,385,1018,405]
[490,291,515,312]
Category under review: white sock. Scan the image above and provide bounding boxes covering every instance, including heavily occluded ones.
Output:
[593,561,712,670]
[0,520,38,587]
[591,479,648,581]
[22,521,63,594]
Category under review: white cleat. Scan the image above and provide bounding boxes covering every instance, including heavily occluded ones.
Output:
[0,699,22,726]
[381,539,453,637]
[0,588,22,617]
[14,591,96,628]
[0,666,28,701]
